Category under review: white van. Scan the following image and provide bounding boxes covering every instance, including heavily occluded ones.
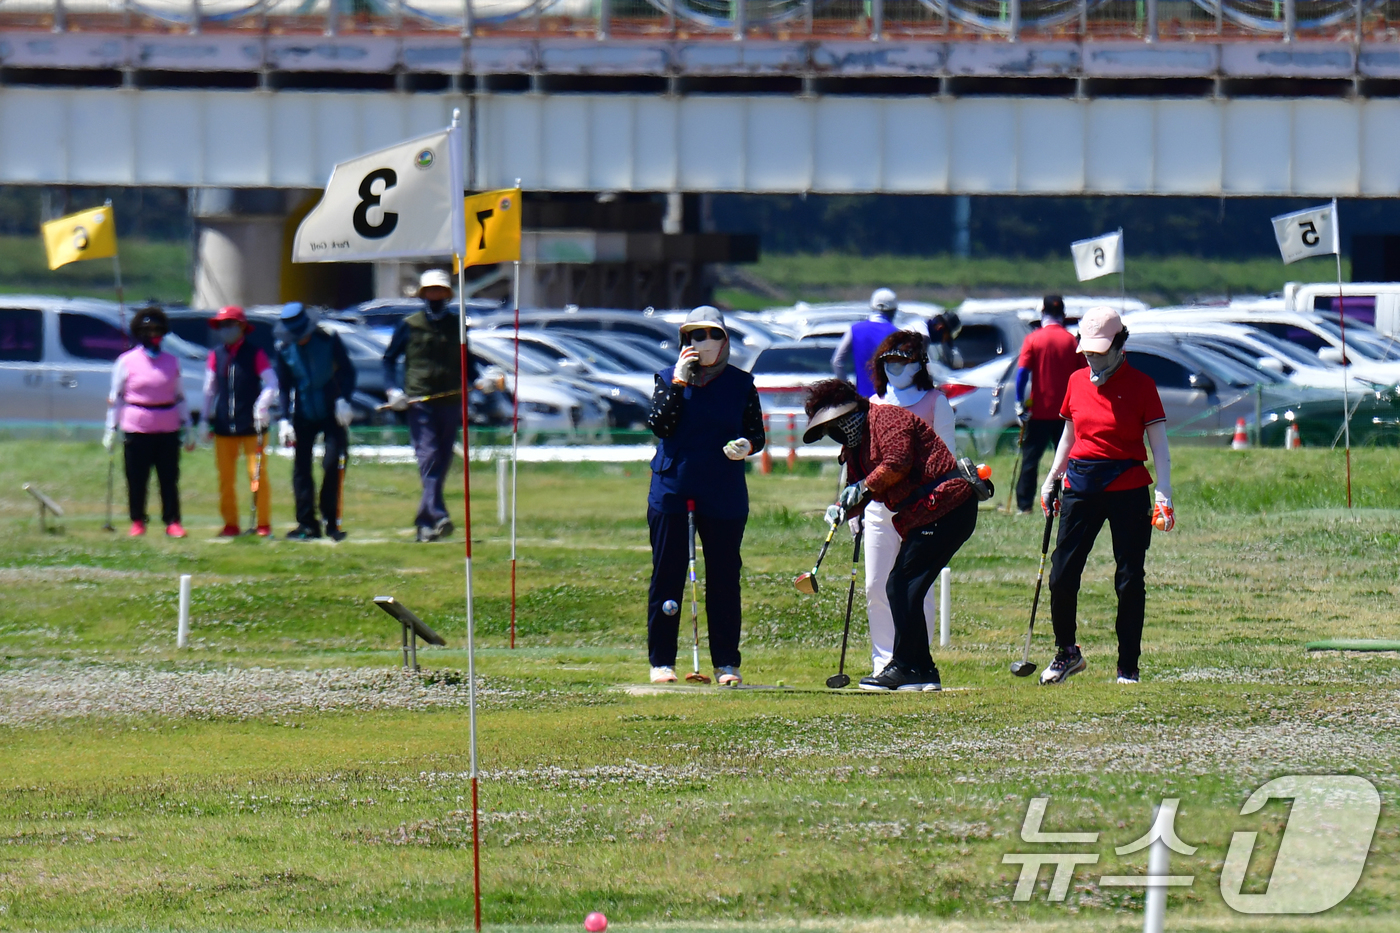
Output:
[1284,282,1400,339]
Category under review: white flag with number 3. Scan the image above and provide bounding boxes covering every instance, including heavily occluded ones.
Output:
[1070,229,1124,282]
[293,124,465,263]
[1271,200,1339,265]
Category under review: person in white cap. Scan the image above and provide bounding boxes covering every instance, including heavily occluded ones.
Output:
[1039,306,1174,686]
[382,269,473,543]
[645,306,766,685]
[831,288,900,398]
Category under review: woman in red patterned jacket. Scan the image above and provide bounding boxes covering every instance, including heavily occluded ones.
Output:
[802,378,977,692]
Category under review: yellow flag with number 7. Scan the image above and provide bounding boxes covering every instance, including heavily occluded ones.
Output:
[459,187,521,267]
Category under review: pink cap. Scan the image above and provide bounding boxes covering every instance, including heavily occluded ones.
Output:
[1078,306,1123,354]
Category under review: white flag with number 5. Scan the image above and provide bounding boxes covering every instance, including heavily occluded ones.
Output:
[1070,229,1124,282]
[1271,200,1339,265]
[293,123,465,263]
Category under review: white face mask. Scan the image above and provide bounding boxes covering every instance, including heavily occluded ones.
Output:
[884,360,921,390]
[218,324,244,346]
[692,337,724,366]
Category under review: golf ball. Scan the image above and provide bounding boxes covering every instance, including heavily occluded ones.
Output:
[584,912,608,932]
[662,599,679,616]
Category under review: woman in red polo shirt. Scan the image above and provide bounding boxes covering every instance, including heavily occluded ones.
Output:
[1038,307,1175,685]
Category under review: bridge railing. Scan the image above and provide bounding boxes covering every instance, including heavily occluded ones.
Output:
[4,0,1392,41]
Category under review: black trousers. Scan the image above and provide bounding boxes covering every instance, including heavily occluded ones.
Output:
[885,496,979,672]
[124,431,181,524]
[1016,419,1066,512]
[292,417,348,531]
[647,508,745,669]
[1047,485,1152,674]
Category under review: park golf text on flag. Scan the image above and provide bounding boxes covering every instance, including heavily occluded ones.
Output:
[42,206,117,270]
[1071,229,1124,282]
[292,124,465,263]
[1272,201,1339,265]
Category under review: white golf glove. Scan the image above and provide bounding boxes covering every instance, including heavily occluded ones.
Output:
[673,347,700,385]
[1152,489,1175,533]
[848,513,862,538]
[839,480,868,512]
[722,438,752,461]
[334,398,354,427]
[253,402,272,433]
[102,427,117,452]
[279,419,296,448]
[824,504,843,527]
[386,388,410,412]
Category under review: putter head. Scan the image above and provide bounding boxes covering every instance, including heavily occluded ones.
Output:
[685,672,711,684]
[794,572,819,595]
[826,673,851,689]
[1010,661,1037,678]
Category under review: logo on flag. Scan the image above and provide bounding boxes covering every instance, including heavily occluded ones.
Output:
[1271,201,1339,265]
[293,124,465,264]
[42,205,118,270]
[1070,229,1124,282]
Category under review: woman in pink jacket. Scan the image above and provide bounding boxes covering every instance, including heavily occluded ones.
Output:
[103,307,195,538]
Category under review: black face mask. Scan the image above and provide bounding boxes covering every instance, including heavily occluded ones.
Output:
[827,410,866,449]
[426,298,448,320]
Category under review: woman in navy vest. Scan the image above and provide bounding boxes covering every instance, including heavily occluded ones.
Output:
[646,307,766,685]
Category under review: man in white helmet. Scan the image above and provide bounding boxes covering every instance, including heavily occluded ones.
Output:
[832,287,900,398]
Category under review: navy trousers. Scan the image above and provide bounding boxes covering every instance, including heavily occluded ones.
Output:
[647,508,745,670]
[408,402,461,529]
[1048,485,1152,675]
[292,417,347,531]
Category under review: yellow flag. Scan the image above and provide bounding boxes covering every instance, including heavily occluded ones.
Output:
[461,188,521,266]
[42,205,118,270]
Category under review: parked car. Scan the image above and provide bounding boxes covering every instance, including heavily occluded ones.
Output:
[745,339,845,441]
[956,295,1149,327]
[335,297,501,342]
[489,330,652,429]
[0,296,205,427]
[470,335,610,433]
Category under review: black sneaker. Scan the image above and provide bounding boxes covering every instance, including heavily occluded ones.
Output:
[1040,645,1087,684]
[1116,667,1140,684]
[859,663,942,692]
[326,525,347,543]
[433,517,455,538]
[285,524,322,541]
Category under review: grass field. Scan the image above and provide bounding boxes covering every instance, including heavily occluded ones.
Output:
[0,235,191,303]
[0,440,1398,933]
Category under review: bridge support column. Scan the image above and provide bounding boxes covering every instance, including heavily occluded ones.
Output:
[192,189,305,310]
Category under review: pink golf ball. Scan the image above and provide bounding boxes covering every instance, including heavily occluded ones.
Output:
[584,912,608,932]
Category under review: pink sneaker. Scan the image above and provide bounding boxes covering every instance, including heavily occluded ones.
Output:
[128,521,146,537]
[165,522,187,538]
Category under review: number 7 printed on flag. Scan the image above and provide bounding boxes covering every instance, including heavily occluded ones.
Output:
[462,188,522,266]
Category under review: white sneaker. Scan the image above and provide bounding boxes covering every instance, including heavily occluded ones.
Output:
[715,665,742,686]
[650,666,677,684]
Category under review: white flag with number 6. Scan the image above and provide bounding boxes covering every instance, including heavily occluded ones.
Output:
[1070,229,1124,282]
[1271,200,1339,265]
[293,123,465,263]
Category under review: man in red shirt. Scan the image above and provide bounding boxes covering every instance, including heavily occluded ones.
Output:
[1013,296,1085,513]
[1038,307,1175,685]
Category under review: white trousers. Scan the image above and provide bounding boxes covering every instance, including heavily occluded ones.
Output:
[863,500,939,675]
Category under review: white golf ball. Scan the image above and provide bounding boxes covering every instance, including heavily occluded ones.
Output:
[662,599,679,616]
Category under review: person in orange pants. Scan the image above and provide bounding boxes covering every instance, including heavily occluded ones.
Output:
[201,306,279,536]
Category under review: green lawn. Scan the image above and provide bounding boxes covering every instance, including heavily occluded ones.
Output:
[0,235,191,303]
[0,440,1397,933]
[717,253,1347,310]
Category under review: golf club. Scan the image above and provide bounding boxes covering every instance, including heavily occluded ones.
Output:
[684,499,711,684]
[246,429,266,535]
[374,389,461,411]
[102,447,115,532]
[1011,485,1058,677]
[827,526,864,689]
[794,504,843,595]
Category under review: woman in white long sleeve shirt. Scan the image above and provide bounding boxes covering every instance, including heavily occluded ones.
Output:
[1037,307,1175,686]
[861,330,957,676]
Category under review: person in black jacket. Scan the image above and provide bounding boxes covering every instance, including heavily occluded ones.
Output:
[274,303,357,541]
[645,306,765,686]
[382,270,475,543]
[201,306,279,536]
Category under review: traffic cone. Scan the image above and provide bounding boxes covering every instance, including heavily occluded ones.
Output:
[786,414,798,471]
[1231,417,1249,450]
[1285,423,1301,449]
[760,414,773,474]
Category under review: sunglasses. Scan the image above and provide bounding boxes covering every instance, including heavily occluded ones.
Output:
[686,328,726,343]
[880,355,923,366]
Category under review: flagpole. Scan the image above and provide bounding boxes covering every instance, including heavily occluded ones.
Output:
[106,200,127,340]
[1118,227,1125,315]
[1333,199,1352,508]
[510,255,519,650]
[449,108,483,933]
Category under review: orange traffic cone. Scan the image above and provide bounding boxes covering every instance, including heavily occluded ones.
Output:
[1231,417,1249,450]
[1285,423,1301,449]
[760,414,773,474]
